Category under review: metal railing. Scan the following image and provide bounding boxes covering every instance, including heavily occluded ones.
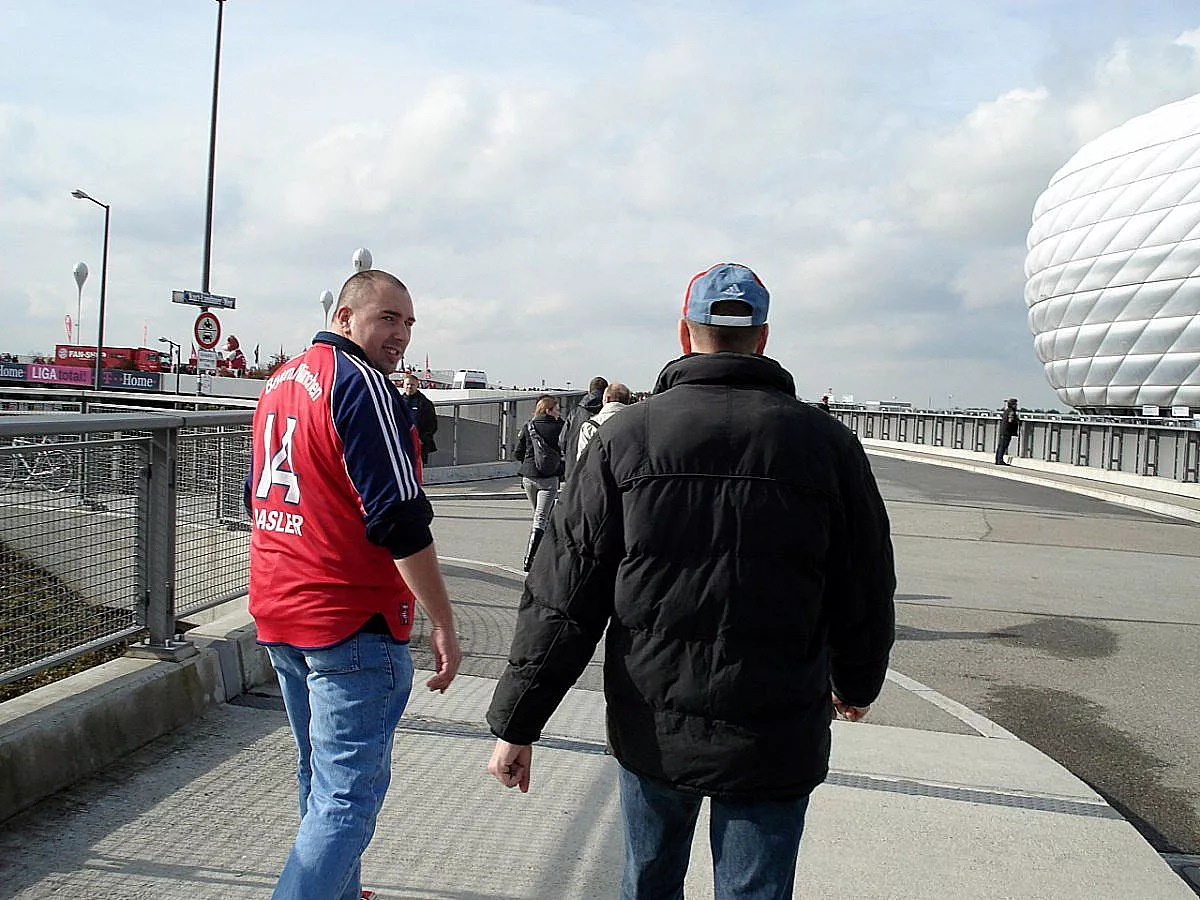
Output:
[0,411,254,685]
[0,388,563,685]
[0,385,571,469]
[831,408,1200,484]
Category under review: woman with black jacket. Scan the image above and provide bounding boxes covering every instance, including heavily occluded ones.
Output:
[513,394,564,571]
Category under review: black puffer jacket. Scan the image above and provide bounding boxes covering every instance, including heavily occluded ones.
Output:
[561,390,605,482]
[487,352,895,801]
[513,413,564,479]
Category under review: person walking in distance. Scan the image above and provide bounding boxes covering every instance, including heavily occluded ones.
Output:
[486,262,895,899]
[247,269,461,900]
[514,394,565,571]
[560,376,607,481]
[995,398,1021,465]
[401,372,439,466]
[575,381,632,460]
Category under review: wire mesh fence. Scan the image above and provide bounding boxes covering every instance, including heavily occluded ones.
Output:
[0,433,144,684]
[176,424,252,618]
[0,394,533,685]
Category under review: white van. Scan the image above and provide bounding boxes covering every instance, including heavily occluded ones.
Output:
[452,369,487,389]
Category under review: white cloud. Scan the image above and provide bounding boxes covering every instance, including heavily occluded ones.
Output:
[3,3,1200,410]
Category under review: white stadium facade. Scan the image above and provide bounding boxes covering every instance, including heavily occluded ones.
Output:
[1026,92,1200,416]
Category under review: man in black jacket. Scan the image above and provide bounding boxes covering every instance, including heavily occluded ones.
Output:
[486,262,895,899]
[994,397,1021,465]
[401,373,438,465]
[560,375,607,482]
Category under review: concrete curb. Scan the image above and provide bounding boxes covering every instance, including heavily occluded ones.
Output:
[0,609,267,824]
[861,439,1200,525]
[423,461,519,484]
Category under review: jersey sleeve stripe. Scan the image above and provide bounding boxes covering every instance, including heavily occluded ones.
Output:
[342,353,420,498]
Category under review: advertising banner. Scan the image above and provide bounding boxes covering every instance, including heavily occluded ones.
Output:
[0,362,160,391]
[101,369,161,392]
[0,362,26,382]
[26,364,93,386]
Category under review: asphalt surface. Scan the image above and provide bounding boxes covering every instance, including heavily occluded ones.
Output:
[872,455,1200,857]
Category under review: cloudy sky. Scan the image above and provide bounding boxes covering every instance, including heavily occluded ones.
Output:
[3,1,1200,408]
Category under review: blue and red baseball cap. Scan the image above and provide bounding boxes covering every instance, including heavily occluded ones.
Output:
[683,263,769,327]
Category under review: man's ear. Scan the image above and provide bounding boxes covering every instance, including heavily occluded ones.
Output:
[755,324,769,355]
[679,318,692,354]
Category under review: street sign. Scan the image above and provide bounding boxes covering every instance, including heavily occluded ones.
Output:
[194,311,221,350]
[197,349,218,372]
[172,289,236,310]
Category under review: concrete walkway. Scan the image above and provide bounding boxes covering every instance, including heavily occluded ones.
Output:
[1,448,1198,898]
[0,658,1191,899]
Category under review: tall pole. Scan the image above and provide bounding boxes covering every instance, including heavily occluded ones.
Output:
[72,191,110,391]
[201,0,225,294]
[95,204,110,392]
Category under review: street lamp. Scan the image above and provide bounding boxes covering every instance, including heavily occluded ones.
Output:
[158,336,181,395]
[353,247,372,273]
[201,0,227,294]
[71,190,110,391]
[72,262,88,345]
[320,289,335,327]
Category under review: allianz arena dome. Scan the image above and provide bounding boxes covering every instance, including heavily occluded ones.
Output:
[1025,93,1200,415]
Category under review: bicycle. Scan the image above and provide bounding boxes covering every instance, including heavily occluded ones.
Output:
[0,437,76,493]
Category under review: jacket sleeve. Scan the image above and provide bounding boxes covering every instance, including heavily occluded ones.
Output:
[486,438,623,744]
[331,355,433,559]
[514,422,528,462]
[824,434,896,708]
[421,395,438,437]
[576,419,598,460]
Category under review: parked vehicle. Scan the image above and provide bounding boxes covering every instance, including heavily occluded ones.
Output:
[54,345,168,373]
[451,369,487,389]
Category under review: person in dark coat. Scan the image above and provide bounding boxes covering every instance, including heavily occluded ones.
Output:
[486,262,896,899]
[995,397,1021,465]
[513,394,564,571]
[401,373,439,465]
[560,376,607,482]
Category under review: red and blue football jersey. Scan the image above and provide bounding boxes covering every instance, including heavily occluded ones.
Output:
[248,333,432,648]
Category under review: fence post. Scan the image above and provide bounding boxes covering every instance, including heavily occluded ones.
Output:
[130,422,194,660]
[451,404,461,465]
[501,400,517,460]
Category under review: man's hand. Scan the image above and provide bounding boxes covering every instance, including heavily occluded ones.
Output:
[393,543,461,693]
[832,692,870,722]
[425,625,461,693]
[488,740,532,793]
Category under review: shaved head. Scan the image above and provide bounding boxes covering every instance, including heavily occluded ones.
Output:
[335,269,409,315]
[330,269,415,373]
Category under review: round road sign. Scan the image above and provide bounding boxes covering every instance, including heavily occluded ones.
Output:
[194,311,221,350]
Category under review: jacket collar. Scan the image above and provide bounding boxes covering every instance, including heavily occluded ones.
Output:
[582,390,605,413]
[653,352,796,397]
[313,331,376,368]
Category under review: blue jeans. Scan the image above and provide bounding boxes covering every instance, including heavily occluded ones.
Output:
[618,765,810,900]
[266,632,414,900]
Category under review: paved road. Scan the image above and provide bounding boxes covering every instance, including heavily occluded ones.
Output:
[872,455,1200,857]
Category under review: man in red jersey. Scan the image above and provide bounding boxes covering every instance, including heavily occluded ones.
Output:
[248,269,461,900]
